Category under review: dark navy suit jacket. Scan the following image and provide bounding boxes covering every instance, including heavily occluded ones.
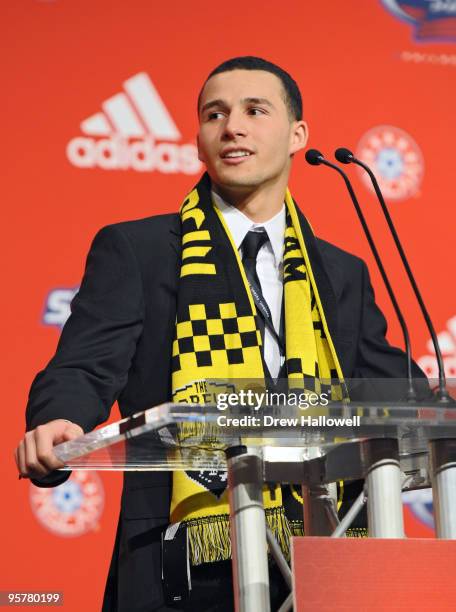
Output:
[26,211,427,611]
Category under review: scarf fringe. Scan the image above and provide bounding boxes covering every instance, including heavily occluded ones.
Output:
[185,514,367,566]
[345,527,369,538]
[288,520,368,539]
[289,519,305,538]
[185,507,294,566]
[283,520,369,539]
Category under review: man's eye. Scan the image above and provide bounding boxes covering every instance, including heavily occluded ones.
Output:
[208,111,224,120]
[248,107,266,116]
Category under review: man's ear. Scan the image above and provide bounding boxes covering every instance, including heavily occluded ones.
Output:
[196,134,205,163]
[289,120,309,155]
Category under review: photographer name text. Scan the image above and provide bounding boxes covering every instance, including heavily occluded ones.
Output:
[216,415,361,427]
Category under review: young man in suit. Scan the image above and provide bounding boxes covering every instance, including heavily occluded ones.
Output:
[16,57,427,611]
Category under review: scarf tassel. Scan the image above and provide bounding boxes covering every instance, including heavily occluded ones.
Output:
[186,506,294,566]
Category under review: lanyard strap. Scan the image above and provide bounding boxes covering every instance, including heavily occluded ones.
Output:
[244,271,285,356]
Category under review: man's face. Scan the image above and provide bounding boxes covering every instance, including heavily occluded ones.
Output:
[197,69,308,196]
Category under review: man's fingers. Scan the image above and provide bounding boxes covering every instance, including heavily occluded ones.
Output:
[17,442,29,478]
[34,426,65,473]
[59,422,84,442]
[16,420,83,480]
[24,430,53,478]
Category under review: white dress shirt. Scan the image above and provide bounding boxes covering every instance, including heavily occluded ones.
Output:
[212,191,285,378]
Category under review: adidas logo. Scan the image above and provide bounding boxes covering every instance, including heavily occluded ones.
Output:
[417,315,456,379]
[66,72,202,174]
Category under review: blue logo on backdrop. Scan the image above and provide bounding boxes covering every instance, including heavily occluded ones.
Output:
[402,489,435,529]
[53,479,84,513]
[30,471,104,537]
[382,0,456,42]
[42,287,79,329]
[355,125,424,201]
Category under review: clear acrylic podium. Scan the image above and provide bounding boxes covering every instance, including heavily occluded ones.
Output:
[52,398,456,612]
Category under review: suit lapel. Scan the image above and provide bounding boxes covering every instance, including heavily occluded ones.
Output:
[295,205,340,342]
[314,239,344,301]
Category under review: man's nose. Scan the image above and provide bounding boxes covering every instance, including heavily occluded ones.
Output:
[222,111,247,139]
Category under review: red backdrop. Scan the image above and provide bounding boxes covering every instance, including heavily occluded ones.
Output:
[3,1,455,609]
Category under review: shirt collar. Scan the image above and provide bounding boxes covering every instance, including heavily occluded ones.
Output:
[212,190,285,266]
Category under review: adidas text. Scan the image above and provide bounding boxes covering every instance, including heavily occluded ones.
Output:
[66,136,201,174]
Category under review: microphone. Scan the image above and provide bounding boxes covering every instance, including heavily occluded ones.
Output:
[335,147,452,404]
[305,149,325,166]
[305,149,416,401]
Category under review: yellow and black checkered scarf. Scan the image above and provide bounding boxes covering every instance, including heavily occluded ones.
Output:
[170,173,348,564]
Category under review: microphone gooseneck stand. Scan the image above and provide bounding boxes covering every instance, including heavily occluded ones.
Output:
[305,148,416,402]
[334,146,453,405]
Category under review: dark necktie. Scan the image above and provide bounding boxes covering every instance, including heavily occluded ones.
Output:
[241,229,269,292]
[241,230,269,353]
[241,230,285,372]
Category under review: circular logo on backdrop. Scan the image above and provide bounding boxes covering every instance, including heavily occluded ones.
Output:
[356,126,424,201]
[381,1,456,43]
[402,488,434,529]
[30,471,104,537]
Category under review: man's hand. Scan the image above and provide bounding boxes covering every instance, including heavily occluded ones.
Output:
[15,419,84,480]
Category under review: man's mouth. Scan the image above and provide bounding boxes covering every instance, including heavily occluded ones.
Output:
[222,150,252,158]
[220,149,254,163]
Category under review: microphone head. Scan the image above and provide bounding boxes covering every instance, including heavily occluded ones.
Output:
[335,147,354,164]
[305,149,325,165]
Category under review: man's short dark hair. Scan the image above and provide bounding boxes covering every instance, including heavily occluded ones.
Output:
[198,56,303,121]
